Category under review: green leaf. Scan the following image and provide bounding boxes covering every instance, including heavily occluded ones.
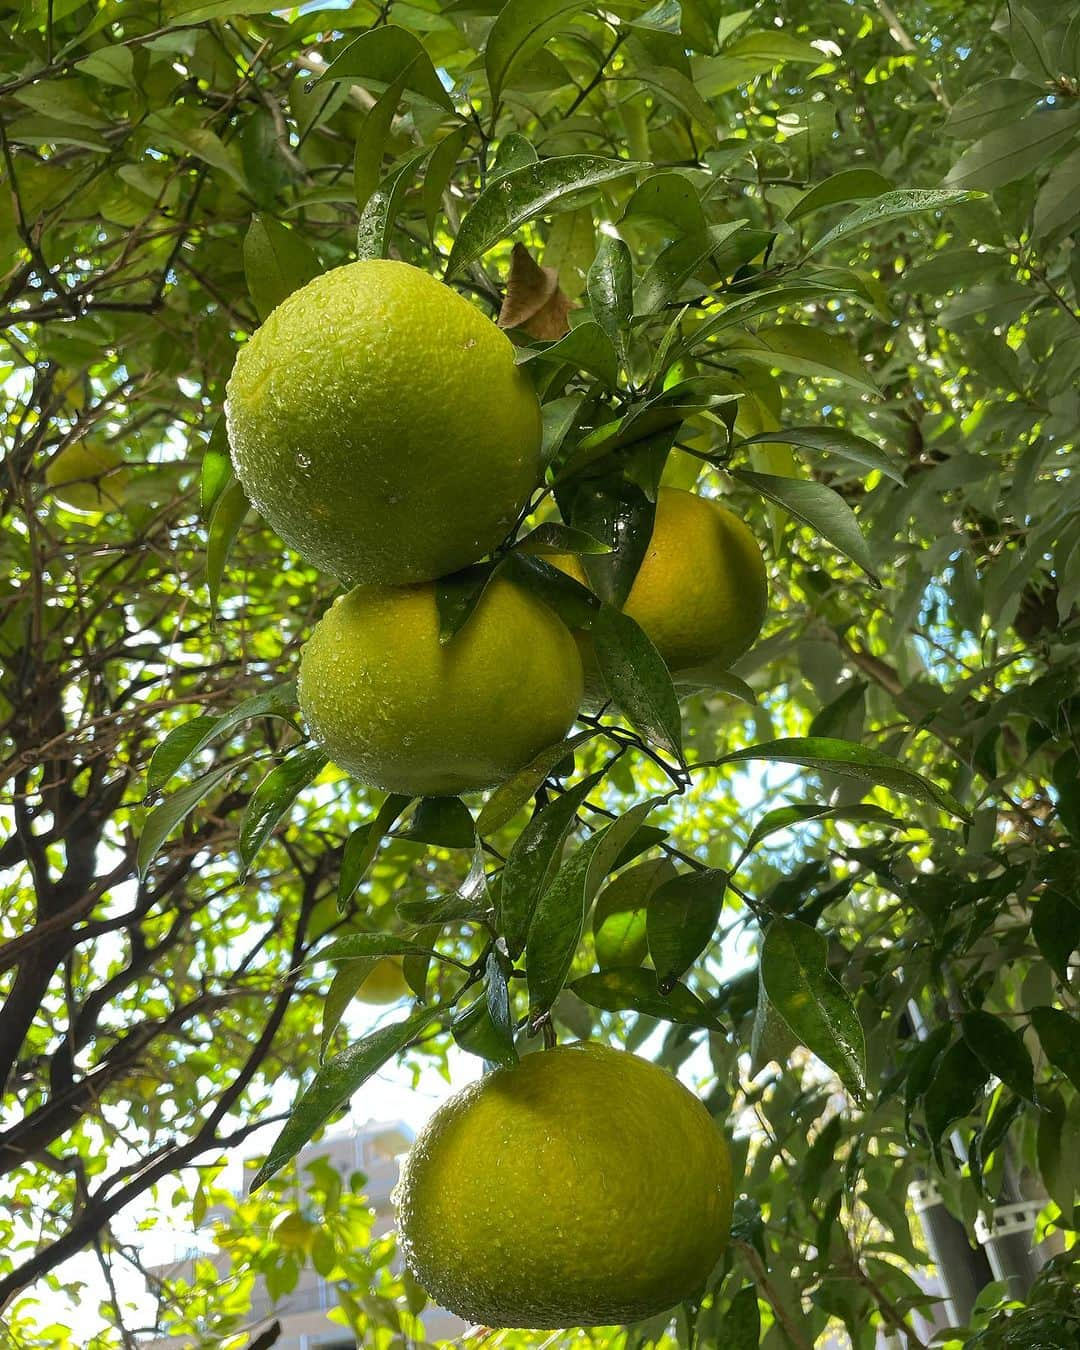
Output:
[687,282,856,351]
[721,1285,762,1349]
[321,963,375,1061]
[206,478,251,616]
[622,171,707,236]
[515,523,612,557]
[503,553,602,632]
[252,1006,442,1189]
[567,967,723,1030]
[961,1010,1036,1103]
[723,29,825,66]
[500,769,606,957]
[424,126,470,239]
[942,79,1041,141]
[446,156,647,279]
[242,214,321,324]
[1031,1006,1080,1094]
[561,477,655,607]
[750,965,798,1074]
[635,221,747,315]
[137,765,235,881]
[786,169,893,223]
[146,682,298,794]
[722,737,969,819]
[239,746,327,874]
[742,802,900,856]
[526,830,609,1019]
[356,147,429,261]
[806,188,983,256]
[760,918,867,1101]
[634,66,716,136]
[727,324,879,396]
[593,604,684,762]
[353,71,408,214]
[732,470,880,585]
[646,868,726,990]
[316,933,449,964]
[945,109,1080,190]
[144,111,246,188]
[737,426,904,485]
[1032,888,1080,985]
[476,731,596,836]
[587,235,633,373]
[308,25,454,111]
[486,0,587,104]
[924,1040,988,1148]
[593,857,675,969]
[434,563,496,644]
[200,419,233,520]
[527,801,658,1017]
[338,795,414,909]
[394,797,475,848]
[515,320,619,387]
[490,133,539,183]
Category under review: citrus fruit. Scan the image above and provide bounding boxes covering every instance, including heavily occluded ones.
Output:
[225,259,542,585]
[554,487,767,675]
[45,442,130,514]
[297,577,583,797]
[358,956,411,1005]
[394,1042,732,1329]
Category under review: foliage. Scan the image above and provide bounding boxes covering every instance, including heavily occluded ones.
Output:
[1,0,1078,1346]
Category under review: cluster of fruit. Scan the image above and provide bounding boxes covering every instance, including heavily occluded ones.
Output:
[226,259,743,1331]
[225,258,767,800]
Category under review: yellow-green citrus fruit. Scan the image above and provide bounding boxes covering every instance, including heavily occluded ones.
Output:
[554,487,767,675]
[45,442,130,514]
[394,1042,732,1329]
[225,259,542,585]
[358,956,411,1005]
[297,577,583,797]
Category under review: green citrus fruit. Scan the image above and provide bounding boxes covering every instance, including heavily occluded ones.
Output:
[225,259,542,585]
[554,486,767,675]
[358,956,411,1005]
[45,442,130,514]
[297,577,583,797]
[394,1042,732,1329]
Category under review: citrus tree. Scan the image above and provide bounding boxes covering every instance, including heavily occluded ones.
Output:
[1,0,1078,1347]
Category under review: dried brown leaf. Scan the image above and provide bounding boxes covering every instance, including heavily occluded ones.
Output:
[498,242,575,340]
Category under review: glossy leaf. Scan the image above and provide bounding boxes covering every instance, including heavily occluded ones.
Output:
[242,214,320,324]
[486,0,587,104]
[205,478,251,616]
[515,320,619,387]
[733,470,880,585]
[515,522,611,557]
[500,769,606,956]
[722,736,969,819]
[924,1039,989,1147]
[394,796,475,848]
[239,745,327,873]
[308,25,453,111]
[137,764,235,880]
[1031,1006,1080,1093]
[338,795,413,909]
[146,682,298,794]
[741,802,901,857]
[587,235,633,372]
[476,731,597,836]
[646,867,726,990]
[434,563,496,644]
[446,156,646,279]
[424,126,470,239]
[961,1010,1036,1102]
[568,967,723,1030]
[622,170,707,236]
[593,857,675,969]
[593,604,684,761]
[806,188,983,256]
[353,71,408,213]
[738,426,905,485]
[251,1005,442,1189]
[356,148,429,261]
[786,169,893,223]
[760,917,867,1101]
[635,221,747,315]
